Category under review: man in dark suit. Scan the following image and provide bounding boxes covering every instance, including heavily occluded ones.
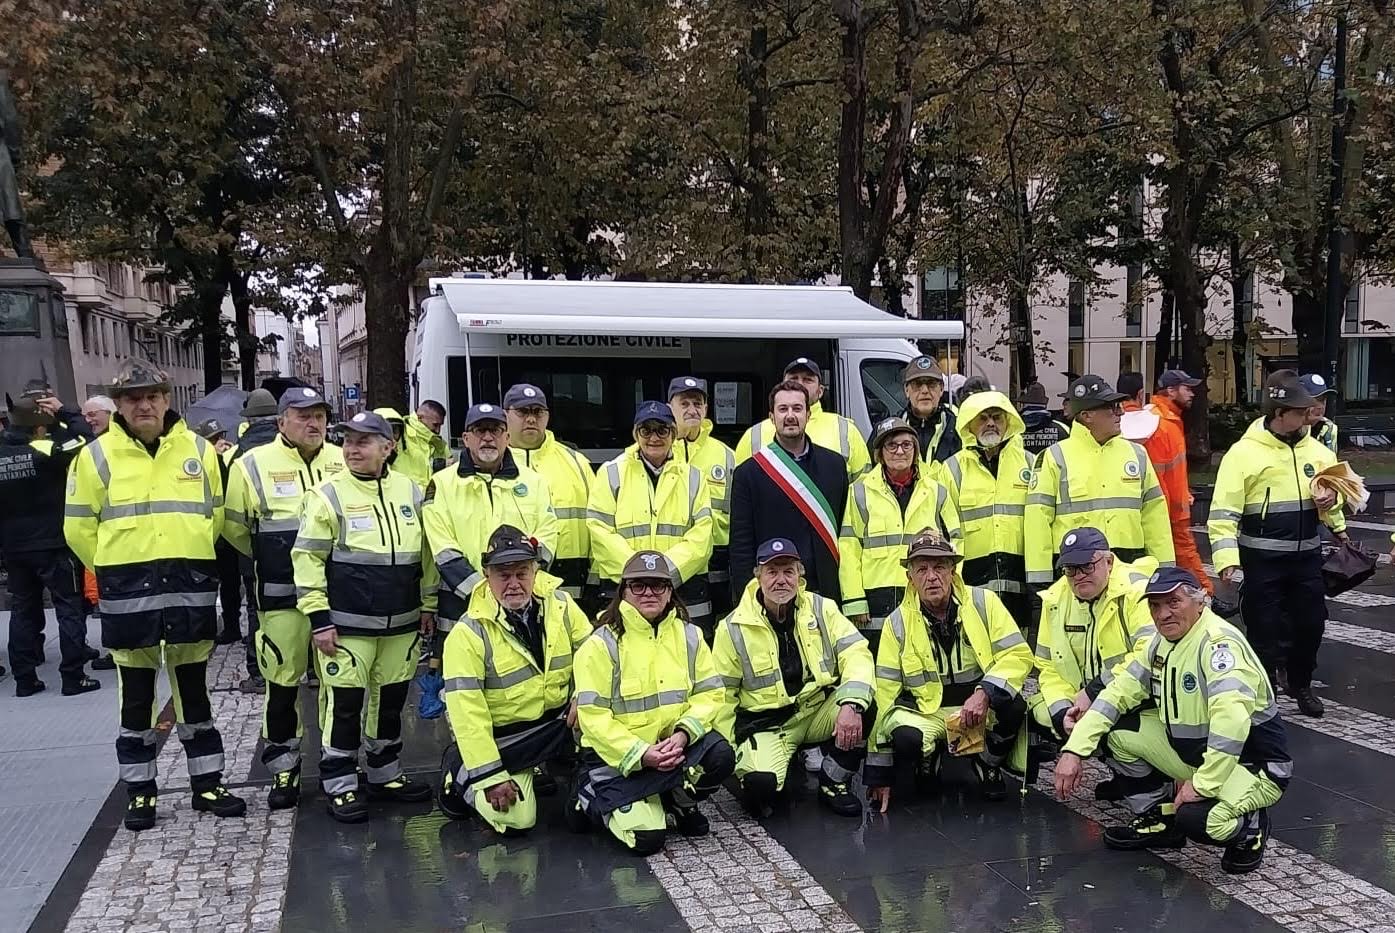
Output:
[730,381,850,604]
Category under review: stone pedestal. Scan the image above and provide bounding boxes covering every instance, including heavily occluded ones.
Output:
[0,256,76,401]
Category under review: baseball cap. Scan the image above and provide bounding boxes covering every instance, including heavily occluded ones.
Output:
[783,357,823,380]
[633,400,676,427]
[1298,373,1337,398]
[1057,527,1109,567]
[870,417,917,452]
[620,550,677,582]
[464,403,507,429]
[193,418,227,441]
[1263,369,1317,412]
[756,538,800,565]
[333,410,395,440]
[1143,566,1203,596]
[667,376,709,399]
[481,524,541,567]
[278,386,331,414]
[1066,374,1127,415]
[503,384,548,409]
[902,528,961,564]
[1157,369,1202,390]
[902,355,945,384]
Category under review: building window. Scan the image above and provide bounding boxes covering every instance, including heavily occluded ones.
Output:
[921,267,964,321]
[1345,279,1360,333]
[1125,264,1143,338]
[1119,342,1142,382]
[1068,281,1085,340]
[99,318,109,356]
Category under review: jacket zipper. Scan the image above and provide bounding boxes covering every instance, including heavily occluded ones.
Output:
[375,478,394,559]
[1169,666,1180,721]
[1290,447,1305,551]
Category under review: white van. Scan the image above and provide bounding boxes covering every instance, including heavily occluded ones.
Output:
[409,277,965,460]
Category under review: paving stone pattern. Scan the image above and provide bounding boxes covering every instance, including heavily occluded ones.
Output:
[1321,619,1395,654]
[1278,693,1395,758]
[646,789,861,933]
[1037,757,1395,933]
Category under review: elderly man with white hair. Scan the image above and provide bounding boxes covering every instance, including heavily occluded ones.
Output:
[81,396,116,435]
[1054,567,1291,875]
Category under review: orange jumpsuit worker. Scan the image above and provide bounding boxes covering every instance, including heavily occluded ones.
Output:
[1123,370,1212,594]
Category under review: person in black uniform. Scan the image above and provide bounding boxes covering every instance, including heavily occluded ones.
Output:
[729,380,849,603]
[1018,382,1070,460]
[0,396,100,696]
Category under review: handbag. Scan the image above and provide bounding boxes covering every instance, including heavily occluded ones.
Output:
[1321,540,1379,597]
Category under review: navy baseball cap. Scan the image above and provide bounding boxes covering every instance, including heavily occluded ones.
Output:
[756,538,800,565]
[503,384,548,409]
[1143,566,1203,596]
[633,400,676,427]
[783,357,823,380]
[334,410,395,440]
[464,403,507,429]
[1066,375,1127,415]
[667,376,709,399]
[1298,373,1337,398]
[1157,369,1202,390]
[1057,527,1110,567]
[278,386,331,414]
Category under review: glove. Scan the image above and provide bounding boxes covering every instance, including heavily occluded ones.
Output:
[416,669,446,720]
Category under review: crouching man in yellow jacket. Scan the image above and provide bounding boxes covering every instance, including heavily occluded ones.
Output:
[569,551,735,856]
[713,538,875,819]
[437,525,593,833]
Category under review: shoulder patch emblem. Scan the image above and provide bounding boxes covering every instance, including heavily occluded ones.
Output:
[399,504,414,520]
[1182,672,1198,692]
[1019,468,1032,485]
[513,482,528,496]
[710,464,726,482]
[1209,644,1236,674]
[182,457,203,477]
[1303,463,1316,478]
[325,661,339,676]
[1123,460,1140,478]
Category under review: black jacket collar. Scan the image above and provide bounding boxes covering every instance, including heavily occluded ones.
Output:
[457,447,521,479]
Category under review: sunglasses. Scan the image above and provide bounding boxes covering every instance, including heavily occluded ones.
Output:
[627,580,672,595]
[1062,558,1101,578]
[638,424,673,438]
[509,407,547,420]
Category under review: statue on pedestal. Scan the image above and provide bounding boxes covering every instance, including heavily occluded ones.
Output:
[0,69,33,259]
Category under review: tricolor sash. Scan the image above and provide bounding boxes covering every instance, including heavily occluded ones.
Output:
[752,444,840,559]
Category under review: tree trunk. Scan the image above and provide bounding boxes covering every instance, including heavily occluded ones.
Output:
[1010,291,1036,393]
[364,237,411,411]
[1230,238,1250,405]
[1154,289,1174,378]
[834,0,872,299]
[227,269,257,391]
[194,280,226,393]
[1291,284,1326,375]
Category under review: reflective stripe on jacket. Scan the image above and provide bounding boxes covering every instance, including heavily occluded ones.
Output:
[515,431,595,563]
[64,412,224,648]
[673,421,736,551]
[1024,422,1175,584]
[586,446,713,584]
[442,573,593,792]
[292,467,438,635]
[1064,609,1291,798]
[735,402,871,478]
[223,434,346,611]
[1207,418,1345,572]
[711,580,874,742]
[574,602,724,775]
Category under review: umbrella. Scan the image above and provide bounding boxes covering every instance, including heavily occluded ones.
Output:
[186,384,249,434]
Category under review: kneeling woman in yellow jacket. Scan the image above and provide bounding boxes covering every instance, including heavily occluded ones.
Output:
[438,525,594,834]
[569,550,735,855]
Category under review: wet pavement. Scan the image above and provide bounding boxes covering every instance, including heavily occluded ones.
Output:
[16,522,1395,932]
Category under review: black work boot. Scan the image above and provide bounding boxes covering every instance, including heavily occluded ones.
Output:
[533,765,558,796]
[1221,809,1270,874]
[267,768,301,810]
[913,751,942,797]
[62,676,101,696]
[192,785,248,818]
[663,793,710,837]
[1093,777,1126,802]
[367,777,433,803]
[1103,807,1187,850]
[562,769,590,834]
[974,760,1008,802]
[327,789,369,823]
[15,678,45,697]
[1292,687,1324,718]
[125,793,158,832]
[817,773,862,817]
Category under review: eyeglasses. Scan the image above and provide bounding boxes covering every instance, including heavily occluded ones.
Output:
[882,440,917,454]
[468,424,505,437]
[627,580,672,595]
[509,407,546,420]
[1062,558,1101,578]
[638,424,673,438]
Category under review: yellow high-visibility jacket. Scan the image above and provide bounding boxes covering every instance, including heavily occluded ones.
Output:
[1065,609,1290,799]
[223,434,345,612]
[374,407,448,489]
[292,466,438,636]
[442,573,592,791]
[712,580,873,742]
[513,431,595,565]
[873,581,1033,730]
[574,602,724,776]
[64,413,224,648]
[1208,418,1345,573]
[838,461,958,622]
[1024,422,1175,584]
[1034,557,1157,727]
[735,402,871,478]
[422,450,558,627]
[586,446,713,585]
[672,420,736,553]
[941,391,1033,595]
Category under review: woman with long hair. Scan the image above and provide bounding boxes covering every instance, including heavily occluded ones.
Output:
[567,550,734,855]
